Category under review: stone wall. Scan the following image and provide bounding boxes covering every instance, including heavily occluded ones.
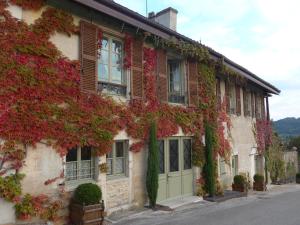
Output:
[106,178,130,209]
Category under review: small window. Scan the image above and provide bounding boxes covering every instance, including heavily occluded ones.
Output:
[256,96,262,119]
[219,157,226,175]
[106,141,128,177]
[168,59,186,104]
[229,84,236,114]
[232,155,238,176]
[158,140,165,174]
[183,139,192,170]
[66,146,95,182]
[98,36,126,96]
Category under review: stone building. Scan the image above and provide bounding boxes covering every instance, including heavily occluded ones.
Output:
[0,0,280,224]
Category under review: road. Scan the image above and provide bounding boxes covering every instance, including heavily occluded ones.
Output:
[116,189,300,225]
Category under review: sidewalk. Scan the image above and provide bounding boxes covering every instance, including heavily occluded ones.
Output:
[105,183,300,224]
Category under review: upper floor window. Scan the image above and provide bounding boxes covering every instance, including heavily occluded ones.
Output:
[66,146,95,182]
[168,59,186,104]
[106,141,128,177]
[244,90,252,117]
[98,36,126,96]
[256,95,262,119]
[229,84,236,114]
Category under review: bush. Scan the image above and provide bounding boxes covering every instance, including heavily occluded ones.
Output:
[253,174,264,183]
[296,173,300,179]
[73,183,102,205]
[233,175,246,186]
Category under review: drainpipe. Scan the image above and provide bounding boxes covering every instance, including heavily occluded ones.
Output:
[265,96,270,184]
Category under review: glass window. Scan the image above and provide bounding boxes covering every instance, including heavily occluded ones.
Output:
[106,141,128,177]
[169,140,179,172]
[98,36,124,85]
[183,139,192,170]
[65,147,95,182]
[229,84,236,114]
[168,59,185,104]
[158,140,165,174]
[219,157,226,175]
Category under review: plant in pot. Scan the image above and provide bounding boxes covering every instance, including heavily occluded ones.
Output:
[232,175,247,192]
[253,174,265,191]
[70,183,104,225]
[296,173,300,184]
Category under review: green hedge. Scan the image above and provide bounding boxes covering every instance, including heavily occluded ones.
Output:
[253,174,264,183]
[233,175,246,186]
[73,183,102,205]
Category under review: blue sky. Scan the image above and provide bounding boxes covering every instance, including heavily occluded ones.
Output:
[115,0,300,120]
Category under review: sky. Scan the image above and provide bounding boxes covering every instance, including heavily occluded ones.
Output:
[114,0,300,120]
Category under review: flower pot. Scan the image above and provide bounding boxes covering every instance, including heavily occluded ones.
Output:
[232,183,246,192]
[253,182,265,191]
[70,200,105,225]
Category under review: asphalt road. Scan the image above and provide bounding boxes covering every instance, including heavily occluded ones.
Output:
[116,189,300,225]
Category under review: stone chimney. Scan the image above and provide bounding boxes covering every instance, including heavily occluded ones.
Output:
[148,7,178,31]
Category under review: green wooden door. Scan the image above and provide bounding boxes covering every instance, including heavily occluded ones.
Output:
[157,137,193,202]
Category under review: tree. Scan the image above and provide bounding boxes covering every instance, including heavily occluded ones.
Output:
[146,122,159,208]
[266,133,285,183]
[203,123,215,197]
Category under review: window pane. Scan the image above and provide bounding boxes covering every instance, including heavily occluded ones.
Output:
[112,40,122,54]
[102,37,109,50]
[98,63,109,81]
[169,61,181,93]
[111,53,122,66]
[107,158,113,175]
[169,140,179,172]
[81,146,92,160]
[115,158,124,174]
[80,160,92,179]
[66,161,77,181]
[66,148,77,162]
[183,139,192,170]
[158,140,165,174]
[111,66,122,84]
[107,151,113,159]
[116,142,124,157]
[100,50,109,64]
[220,158,226,175]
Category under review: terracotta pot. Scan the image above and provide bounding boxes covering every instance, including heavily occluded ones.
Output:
[70,200,105,225]
[253,182,265,191]
[232,183,246,192]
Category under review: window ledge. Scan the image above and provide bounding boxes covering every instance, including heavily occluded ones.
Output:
[106,175,128,182]
[64,179,97,192]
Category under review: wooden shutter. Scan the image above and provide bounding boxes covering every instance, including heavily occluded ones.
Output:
[188,60,198,106]
[236,85,241,116]
[243,88,248,116]
[157,49,167,102]
[216,78,221,111]
[80,21,98,92]
[225,81,230,114]
[261,95,265,119]
[254,93,259,119]
[131,38,143,98]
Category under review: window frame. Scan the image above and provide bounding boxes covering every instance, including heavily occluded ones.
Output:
[219,157,226,175]
[65,147,96,183]
[229,84,237,114]
[106,140,128,178]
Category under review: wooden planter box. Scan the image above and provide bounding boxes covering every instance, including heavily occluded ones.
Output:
[253,182,265,191]
[70,200,105,225]
[232,183,246,192]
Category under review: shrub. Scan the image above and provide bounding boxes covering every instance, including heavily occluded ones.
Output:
[233,175,246,186]
[253,174,264,184]
[73,183,102,205]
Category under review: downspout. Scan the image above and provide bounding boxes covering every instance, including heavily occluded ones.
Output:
[265,96,270,184]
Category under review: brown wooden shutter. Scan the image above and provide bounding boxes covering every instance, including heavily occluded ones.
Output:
[261,95,265,119]
[80,21,98,92]
[188,60,198,106]
[243,88,248,116]
[157,49,167,102]
[236,85,241,116]
[225,81,230,114]
[251,92,255,118]
[131,38,143,98]
[216,78,221,111]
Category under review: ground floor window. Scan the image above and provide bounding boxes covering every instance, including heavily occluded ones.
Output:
[232,155,238,176]
[65,146,95,182]
[219,157,226,175]
[106,140,128,177]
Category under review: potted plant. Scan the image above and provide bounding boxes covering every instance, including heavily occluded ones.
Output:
[253,174,265,191]
[232,175,247,192]
[296,173,300,184]
[70,183,105,225]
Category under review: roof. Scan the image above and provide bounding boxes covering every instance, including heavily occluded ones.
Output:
[73,0,280,95]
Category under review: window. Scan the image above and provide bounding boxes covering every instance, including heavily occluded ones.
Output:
[229,84,236,114]
[219,157,226,175]
[256,96,262,119]
[106,141,128,176]
[98,36,126,95]
[183,139,192,170]
[66,146,95,182]
[168,59,186,104]
[169,139,179,172]
[244,90,252,117]
[232,155,238,176]
[158,140,165,174]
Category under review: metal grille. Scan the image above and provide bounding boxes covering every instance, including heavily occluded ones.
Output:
[183,139,192,170]
[66,161,78,181]
[66,160,95,181]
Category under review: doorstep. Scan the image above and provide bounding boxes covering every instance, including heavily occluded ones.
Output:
[158,196,203,209]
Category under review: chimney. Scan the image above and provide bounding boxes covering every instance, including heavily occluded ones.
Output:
[148,7,178,31]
